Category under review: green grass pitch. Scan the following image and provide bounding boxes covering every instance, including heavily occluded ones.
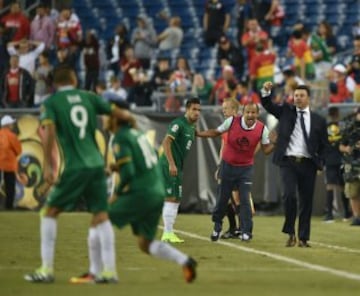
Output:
[1,212,360,296]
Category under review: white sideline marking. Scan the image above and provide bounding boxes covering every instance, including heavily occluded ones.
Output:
[311,241,360,254]
[173,229,360,281]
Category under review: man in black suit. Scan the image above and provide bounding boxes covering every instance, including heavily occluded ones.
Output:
[260,81,329,247]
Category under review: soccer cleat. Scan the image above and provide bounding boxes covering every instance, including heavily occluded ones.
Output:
[69,272,95,284]
[94,271,118,284]
[220,229,237,239]
[182,257,197,283]
[24,267,54,283]
[210,230,221,242]
[240,233,252,242]
[161,232,185,243]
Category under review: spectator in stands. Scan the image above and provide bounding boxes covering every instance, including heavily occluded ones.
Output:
[235,80,260,105]
[203,0,230,47]
[241,18,269,71]
[217,35,244,81]
[329,64,355,103]
[347,35,360,103]
[30,3,55,50]
[0,22,10,78]
[107,24,129,77]
[7,39,45,76]
[249,42,276,92]
[233,0,254,40]
[131,14,156,70]
[174,56,193,89]
[106,76,127,102]
[157,16,183,52]
[301,26,331,81]
[210,65,237,105]
[1,54,34,107]
[80,30,99,91]
[33,51,53,106]
[281,65,305,104]
[191,73,213,105]
[55,47,72,68]
[317,21,337,57]
[151,57,172,91]
[56,7,82,70]
[120,46,142,104]
[0,2,30,41]
[287,28,315,81]
[131,69,153,106]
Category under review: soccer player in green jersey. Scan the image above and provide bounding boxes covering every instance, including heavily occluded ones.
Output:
[24,67,134,284]
[105,101,197,283]
[160,98,201,243]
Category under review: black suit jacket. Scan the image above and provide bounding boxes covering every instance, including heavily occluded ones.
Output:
[261,94,329,169]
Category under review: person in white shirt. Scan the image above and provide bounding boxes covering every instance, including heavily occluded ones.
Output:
[7,39,45,76]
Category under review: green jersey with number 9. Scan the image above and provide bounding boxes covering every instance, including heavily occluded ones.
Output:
[40,87,112,170]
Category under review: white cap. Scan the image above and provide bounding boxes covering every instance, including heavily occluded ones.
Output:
[1,115,16,126]
[333,64,347,74]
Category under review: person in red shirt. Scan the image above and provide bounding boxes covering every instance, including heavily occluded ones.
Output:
[1,54,34,107]
[197,102,275,241]
[0,2,30,41]
[236,81,260,105]
[0,115,22,210]
[241,18,269,70]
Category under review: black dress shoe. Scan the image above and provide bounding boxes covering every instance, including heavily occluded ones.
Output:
[285,234,296,247]
[298,240,311,248]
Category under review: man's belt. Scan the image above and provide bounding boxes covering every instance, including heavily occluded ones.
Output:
[285,156,311,163]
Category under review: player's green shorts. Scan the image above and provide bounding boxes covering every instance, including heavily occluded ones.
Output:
[108,190,164,240]
[46,167,108,213]
[161,163,183,200]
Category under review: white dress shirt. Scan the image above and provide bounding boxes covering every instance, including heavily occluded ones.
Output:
[285,107,311,158]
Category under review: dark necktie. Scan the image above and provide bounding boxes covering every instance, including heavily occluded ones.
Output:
[299,111,309,148]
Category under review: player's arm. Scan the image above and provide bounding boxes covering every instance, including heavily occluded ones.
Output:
[42,122,57,184]
[162,135,178,177]
[260,125,276,155]
[110,144,135,192]
[197,116,233,138]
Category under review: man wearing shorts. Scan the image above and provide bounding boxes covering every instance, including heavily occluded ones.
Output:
[24,66,134,283]
[107,101,197,283]
[160,97,201,243]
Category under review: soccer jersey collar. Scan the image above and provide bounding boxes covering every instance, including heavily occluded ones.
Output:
[58,85,75,91]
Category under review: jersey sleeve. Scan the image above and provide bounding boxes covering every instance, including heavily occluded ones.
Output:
[216,116,234,133]
[261,125,270,145]
[112,136,135,192]
[91,92,113,115]
[167,119,182,140]
[39,99,56,125]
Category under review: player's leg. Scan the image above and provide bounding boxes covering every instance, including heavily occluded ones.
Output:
[161,170,184,243]
[135,200,197,283]
[24,206,61,283]
[86,168,117,283]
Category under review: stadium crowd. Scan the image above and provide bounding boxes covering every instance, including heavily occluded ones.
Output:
[0,0,360,110]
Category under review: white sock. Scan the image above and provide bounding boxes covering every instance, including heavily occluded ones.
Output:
[88,227,102,275]
[96,220,116,274]
[162,202,179,233]
[149,240,188,265]
[41,216,57,271]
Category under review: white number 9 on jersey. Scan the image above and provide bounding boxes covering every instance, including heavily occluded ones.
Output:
[70,105,88,139]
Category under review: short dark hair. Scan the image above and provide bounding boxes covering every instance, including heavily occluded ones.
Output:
[53,66,76,85]
[294,84,311,97]
[185,97,200,109]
